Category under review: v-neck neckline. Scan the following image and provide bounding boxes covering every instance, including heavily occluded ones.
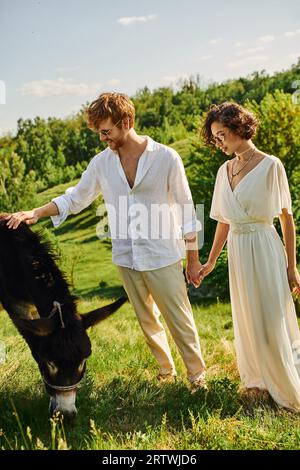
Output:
[115,137,149,190]
[117,148,147,190]
[226,155,269,194]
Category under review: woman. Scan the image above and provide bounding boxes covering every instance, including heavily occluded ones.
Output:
[201,102,300,411]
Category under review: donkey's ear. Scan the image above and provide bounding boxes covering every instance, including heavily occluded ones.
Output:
[81,297,127,330]
[12,316,57,337]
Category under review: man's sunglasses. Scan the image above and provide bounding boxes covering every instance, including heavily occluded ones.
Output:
[99,119,122,137]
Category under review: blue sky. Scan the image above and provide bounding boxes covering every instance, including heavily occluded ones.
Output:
[0,0,299,135]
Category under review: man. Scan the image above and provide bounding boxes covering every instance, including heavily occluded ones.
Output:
[6,92,206,391]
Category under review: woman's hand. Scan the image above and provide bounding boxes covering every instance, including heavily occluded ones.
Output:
[199,260,216,281]
[288,266,300,299]
[5,210,39,230]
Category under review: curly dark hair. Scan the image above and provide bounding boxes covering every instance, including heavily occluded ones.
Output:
[202,102,259,145]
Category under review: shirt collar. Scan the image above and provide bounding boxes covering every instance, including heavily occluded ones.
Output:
[111,135,156,156]
[144,136,156,152]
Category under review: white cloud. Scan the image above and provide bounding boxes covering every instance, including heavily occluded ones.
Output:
[284,29,300,37]
[288,53,300,61]
[257,35,275,43]
[234,42,245,48]
[236,46,264,57]
[228,55,269,68]
[117,14,157,26]
[106,79,121,86]
[209,37,223,45]
[199,55,213,61]
[18,78,102,97]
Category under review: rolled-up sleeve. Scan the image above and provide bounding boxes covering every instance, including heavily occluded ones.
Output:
[168,153,201,237]
[51,158,102,228]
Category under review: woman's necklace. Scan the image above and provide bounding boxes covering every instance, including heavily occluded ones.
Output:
[235,146,255,158]
[230,147,256,184]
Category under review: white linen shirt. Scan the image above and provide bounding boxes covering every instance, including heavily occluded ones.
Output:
[51,136,200,271]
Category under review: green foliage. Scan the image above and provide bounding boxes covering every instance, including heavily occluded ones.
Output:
[248,90,300,178]
[0,147,37,211]
[248,90,300,254]
[11,111,103,191]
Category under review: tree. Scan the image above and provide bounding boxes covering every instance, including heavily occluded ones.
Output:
[0,148,37,211]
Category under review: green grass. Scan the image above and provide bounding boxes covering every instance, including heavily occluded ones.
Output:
[0,183,300,450]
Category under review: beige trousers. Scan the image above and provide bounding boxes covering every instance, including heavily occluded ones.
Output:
[117,261,206,382]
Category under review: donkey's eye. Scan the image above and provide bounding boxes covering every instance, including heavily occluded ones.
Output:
[47,361,58,373]
[78,359,86,373]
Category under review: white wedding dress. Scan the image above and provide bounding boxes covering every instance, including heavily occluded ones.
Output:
[210,154,300,411]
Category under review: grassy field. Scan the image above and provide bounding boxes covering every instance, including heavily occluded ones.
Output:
[0,183,300,450]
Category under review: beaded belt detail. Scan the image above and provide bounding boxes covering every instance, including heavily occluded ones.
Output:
[230,222,272,234]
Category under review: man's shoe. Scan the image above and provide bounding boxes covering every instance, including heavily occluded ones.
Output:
[190,374,208,394]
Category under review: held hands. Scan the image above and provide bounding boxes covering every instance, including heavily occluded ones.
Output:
[5,210,39,230]
[199,260,216,280]
[186,260,216,288]
[186,260,203,288]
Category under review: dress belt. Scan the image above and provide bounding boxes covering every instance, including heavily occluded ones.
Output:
[229,222,273,234]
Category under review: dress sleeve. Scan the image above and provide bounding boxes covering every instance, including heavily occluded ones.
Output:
[210,165,229,224]
[271,158,293,217]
